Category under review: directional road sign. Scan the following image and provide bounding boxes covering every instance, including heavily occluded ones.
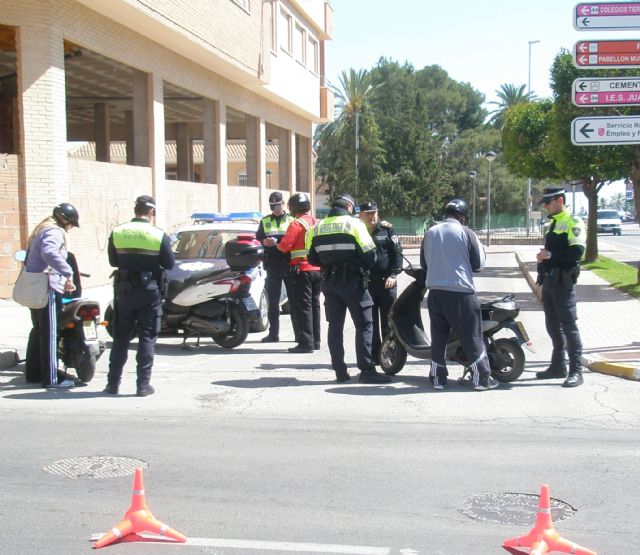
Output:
[575,3,640,31]
[571,116,640,145]
[572,77,640,106]
[573,39,640,68]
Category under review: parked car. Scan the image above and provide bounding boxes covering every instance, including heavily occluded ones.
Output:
[596,209,622,236]
[170,212,288,333]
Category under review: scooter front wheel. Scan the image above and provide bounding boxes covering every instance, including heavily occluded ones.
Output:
[213,304,249,349]
[489,338,525,382]
[380,336,407,375]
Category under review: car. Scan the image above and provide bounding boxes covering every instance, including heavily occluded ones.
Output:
[596,209,622,236]
[170,212,288,333]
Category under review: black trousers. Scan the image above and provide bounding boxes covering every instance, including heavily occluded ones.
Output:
[264,263,294,337]
[427,289,490,387]
[368,278,397,361]
[542,278,582,373]
[108,282,162,389]
[322,279,375,376]
[289,270,321,349]
[26,289,63,386]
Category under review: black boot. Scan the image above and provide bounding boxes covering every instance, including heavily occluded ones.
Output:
[535,366,567,380]
[358,371,391,384]
[261,333,279,343]
[562,372,583,388]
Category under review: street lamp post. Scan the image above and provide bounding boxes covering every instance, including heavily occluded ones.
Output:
[526,39,540,237]
[469,171,478,229]
[484,151,497,247]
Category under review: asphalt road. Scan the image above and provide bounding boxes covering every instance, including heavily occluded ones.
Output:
[1,251,640,554]
[599,222,640,267]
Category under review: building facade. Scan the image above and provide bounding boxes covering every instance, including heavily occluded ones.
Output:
[0,0,333,295]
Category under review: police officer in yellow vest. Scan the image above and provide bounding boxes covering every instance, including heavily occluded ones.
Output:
[256,191,295,342]
[306,194,391,384]
[104,195,175,397]
[536,187,586,388]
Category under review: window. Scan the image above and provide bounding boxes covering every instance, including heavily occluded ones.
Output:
[308,37,319,74]
[280,9,292,53]
[230,0,250,13]
[238,172,248,187]
[294,23,305,64]
[269,1,277,52]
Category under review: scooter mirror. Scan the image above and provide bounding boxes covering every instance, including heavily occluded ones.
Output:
[14,250,26,263]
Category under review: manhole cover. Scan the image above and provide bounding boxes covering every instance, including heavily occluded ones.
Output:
[43,456,148,479]
[459,492,577,525]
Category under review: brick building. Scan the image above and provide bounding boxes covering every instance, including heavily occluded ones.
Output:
[0,0,334,296]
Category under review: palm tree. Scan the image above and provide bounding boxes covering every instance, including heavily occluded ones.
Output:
[608,192,626,211]
[487,83,533,128]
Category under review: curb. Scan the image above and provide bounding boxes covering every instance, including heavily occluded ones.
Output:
[515,251,542,301]
[582,354,640,381]
[0,349,19,370]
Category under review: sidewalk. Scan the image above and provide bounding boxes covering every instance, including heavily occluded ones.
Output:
[1,247,639,382]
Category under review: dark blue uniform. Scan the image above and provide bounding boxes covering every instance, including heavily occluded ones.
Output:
[107,217,175,394]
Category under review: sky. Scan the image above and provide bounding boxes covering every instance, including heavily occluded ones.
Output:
[324,0,629,106]
[324,0,630,206]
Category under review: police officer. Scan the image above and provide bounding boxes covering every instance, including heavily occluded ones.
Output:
[420,199,498,391]
[358,201,403,363]
[256,191,294,342]
[104,195,175,397]
[535,187,586,387]
[306,194,390,384]
[277,192,321,353]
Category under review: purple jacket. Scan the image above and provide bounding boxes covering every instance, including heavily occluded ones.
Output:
[25,225,73,293]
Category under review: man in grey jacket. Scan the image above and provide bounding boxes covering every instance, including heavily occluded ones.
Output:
[420,199,498,391]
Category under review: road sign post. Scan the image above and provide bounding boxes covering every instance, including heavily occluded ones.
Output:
[575,3,640,31]
[572,77,640,106]
[571,116,640,145]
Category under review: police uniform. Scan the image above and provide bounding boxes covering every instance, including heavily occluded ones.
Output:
[106,196,175,396]
[256,194,294,341]
[359,201,403,363]
[536,187,585,386]
[306,196,389,383]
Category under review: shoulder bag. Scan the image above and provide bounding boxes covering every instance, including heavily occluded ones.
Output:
[12,265,50,310]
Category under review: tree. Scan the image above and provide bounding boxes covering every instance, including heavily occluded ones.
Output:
[608,192,626,211]
[487,83,532,128]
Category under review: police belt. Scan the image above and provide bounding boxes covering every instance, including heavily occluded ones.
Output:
[114,268,158,287]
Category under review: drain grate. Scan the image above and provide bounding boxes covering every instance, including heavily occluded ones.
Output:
[459,492,577,526]
[43,456,148,479]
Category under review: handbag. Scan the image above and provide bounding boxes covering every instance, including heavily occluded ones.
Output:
[12,267,49,309]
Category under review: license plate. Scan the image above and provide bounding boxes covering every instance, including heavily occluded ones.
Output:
[241,296,258,312]
[83,320,98,341]
[515,320,530,342]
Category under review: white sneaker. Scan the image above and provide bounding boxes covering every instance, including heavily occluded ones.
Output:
[474,376,499,391]
[46,379,75,389]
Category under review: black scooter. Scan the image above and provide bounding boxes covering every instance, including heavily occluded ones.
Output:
[379,266,532,383]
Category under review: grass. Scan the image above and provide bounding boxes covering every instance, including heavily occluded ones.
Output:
[583,256,640,300]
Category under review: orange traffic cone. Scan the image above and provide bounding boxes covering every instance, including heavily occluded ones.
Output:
[503,484,597,555]
[93,467,187,549]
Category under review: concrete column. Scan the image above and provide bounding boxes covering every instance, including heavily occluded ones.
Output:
[149,74,166,228]
[124,110,134,165]
[131,68,149,167]
[94,103,110,162]
[16,20,68,232]
[214,101,228,212]
[245,115,258,188]
[176,123,192,182]
[203,98,216,186]
[279,128,296,194]
[296,135,310,193]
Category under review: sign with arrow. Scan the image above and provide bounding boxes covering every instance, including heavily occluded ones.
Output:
[573,40,640,68]
[572,116,640,145]
[572,77,640,106]
[575,3,640,31]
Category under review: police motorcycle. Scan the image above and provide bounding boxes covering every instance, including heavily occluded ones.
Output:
[379,264,532,383]
[15,250,105,383]
[104,234,263,349]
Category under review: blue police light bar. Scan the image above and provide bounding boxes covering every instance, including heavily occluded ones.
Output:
[228,211,263,221]
[191,211,263,223]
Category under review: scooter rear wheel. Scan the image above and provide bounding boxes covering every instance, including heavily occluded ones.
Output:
[490,338,525,382]
[380,336,407,375]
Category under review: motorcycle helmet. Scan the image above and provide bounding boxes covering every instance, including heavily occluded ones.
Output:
[53,203,80,228]
[288,192,311,213]
[444,198,469,219]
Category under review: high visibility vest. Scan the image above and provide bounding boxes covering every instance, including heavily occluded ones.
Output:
[306,214,375,266]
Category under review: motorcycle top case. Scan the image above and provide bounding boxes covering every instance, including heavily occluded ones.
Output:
[224,234,263,270]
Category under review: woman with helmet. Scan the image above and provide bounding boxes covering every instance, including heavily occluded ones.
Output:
[24,203,80,388]
[420,198,499,391]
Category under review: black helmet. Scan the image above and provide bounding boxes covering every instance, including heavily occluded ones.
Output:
[288,192,311,213]
[444,198,469,219]
[53,203,80,227]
